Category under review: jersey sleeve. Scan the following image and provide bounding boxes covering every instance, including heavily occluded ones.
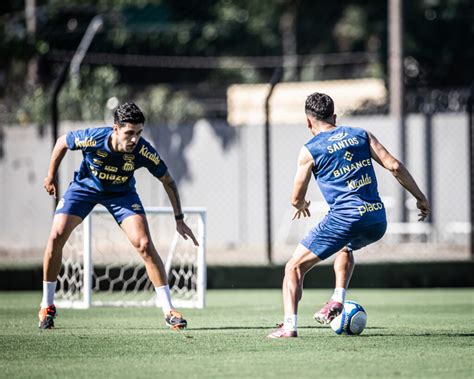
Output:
[137,139,168,178]
[66,128,101,152]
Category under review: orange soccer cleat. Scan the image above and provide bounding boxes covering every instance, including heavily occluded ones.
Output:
[165,310,187,330]
[38,304,57,329]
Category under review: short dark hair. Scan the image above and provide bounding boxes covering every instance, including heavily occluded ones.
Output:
[305,92,335,121]
[114,102,145,126]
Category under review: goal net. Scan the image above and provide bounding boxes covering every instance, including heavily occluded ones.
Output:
[55,207,206,309]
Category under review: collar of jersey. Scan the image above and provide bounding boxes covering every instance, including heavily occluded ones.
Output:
[103,128,123,156]
[317,125,342,135]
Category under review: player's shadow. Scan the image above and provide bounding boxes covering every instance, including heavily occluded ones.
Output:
[183,327,474,337]
[187,325,342,331]
[359,332,474,337]
[147,120,237,186]
[59,326,474,338]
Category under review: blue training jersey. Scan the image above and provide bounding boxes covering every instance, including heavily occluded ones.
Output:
[66,127,168,193]
[304,126,386,226]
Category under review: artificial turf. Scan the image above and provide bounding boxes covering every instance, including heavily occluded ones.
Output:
[0,289,472,378]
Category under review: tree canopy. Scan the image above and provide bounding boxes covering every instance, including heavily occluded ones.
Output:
[0,0,472,123]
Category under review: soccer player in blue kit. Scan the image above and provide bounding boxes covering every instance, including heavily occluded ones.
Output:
[38,102,198,330]
[268,92,430,338]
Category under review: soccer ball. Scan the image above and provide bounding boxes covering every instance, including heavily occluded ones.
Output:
[330,300,367,335]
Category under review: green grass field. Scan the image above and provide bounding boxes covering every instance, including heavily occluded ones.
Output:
[0,289,473,378]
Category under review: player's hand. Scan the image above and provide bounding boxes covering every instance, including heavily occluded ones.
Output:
[43,175,58,198]
[416,197,431,222]
[176,220,199,246]
[292,200,311,220]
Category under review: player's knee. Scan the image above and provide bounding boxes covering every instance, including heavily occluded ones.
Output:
[340,247,352,255]
[134,237,152,257]
[285,260,303,277]
[48,228,69,247]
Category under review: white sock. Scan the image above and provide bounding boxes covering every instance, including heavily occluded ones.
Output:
[155,285,173,315]
[41,281,57,308]
[331,287,346,304]
[283,314,298,332]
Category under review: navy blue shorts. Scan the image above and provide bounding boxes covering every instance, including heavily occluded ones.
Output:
[55,182,145,224]
[301,215,387,260]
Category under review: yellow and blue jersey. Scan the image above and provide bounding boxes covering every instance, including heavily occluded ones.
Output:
[65,126,167,193]
[304,126,386,226]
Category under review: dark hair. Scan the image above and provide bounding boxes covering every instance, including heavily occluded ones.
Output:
[305,92,335,121]
[114,102,145,126]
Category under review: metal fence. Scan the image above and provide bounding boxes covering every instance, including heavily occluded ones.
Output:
[0,105,471,266]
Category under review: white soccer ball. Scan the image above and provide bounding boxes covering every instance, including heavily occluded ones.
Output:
[330,300,367,335]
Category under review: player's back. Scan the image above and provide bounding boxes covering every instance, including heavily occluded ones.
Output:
[305,126,386,226]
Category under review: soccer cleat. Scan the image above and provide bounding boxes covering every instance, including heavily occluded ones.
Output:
[165,310,187,330]
[313,300,343,324]
[267,323,297,338]
[38,304,57,329]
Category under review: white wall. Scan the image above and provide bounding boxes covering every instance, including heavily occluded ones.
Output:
[0,113,468,262]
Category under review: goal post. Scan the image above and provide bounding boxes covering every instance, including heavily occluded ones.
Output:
[56,207,206,309]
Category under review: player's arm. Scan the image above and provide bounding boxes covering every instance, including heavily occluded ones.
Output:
[158,171,199,246]
[368,131,430,221]
[43,135,68,198]
[290,146,314,219]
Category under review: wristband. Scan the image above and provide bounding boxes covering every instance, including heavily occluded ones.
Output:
[175,213,184,221]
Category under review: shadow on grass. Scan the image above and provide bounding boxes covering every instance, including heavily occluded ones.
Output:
[49,325,473,338]
[359,332,474,337]
[186,325,387,331]
[60,325,331,332]
[186,327,474,338]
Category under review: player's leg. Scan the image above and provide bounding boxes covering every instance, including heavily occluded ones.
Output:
[283,243,321,316]
[335,221,386,297]
[313,246,353,324]
[314,221,387,325]
[267,244,321,338]
[39,184,97,329]
[332,247,355,302]
[39,213,83,329]
[120,214,167,285]
[119,214,187,330]
[43,214,83,282]
[293,215,353,326]
[334,247,355,289]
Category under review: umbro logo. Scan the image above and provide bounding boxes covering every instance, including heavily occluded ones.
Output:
[328,132,348,141]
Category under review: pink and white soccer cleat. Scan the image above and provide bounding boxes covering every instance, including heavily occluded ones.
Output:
[267,324,297,338]
[313,300,343,324]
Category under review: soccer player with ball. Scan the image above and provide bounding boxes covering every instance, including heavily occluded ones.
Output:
[38,102,199,330]
[268,92,430,338]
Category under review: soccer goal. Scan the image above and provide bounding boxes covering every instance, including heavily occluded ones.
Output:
[55,207,206,309]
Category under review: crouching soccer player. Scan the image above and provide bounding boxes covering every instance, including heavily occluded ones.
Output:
[39,102,198,330]
[267,92,430,338]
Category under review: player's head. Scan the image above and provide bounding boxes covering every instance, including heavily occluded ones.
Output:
[305,92,336,126]
[112,102,145,153]
[114,102,145,127]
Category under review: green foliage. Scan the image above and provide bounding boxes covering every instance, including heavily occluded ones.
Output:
[1,0,473,121]
[14,86,49,125]
[58,65,127,122]
[135,86,204,125]
[48,0,159,11]
[13,66,205,126]
[333,5,368,52]
[14,65,127,125]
